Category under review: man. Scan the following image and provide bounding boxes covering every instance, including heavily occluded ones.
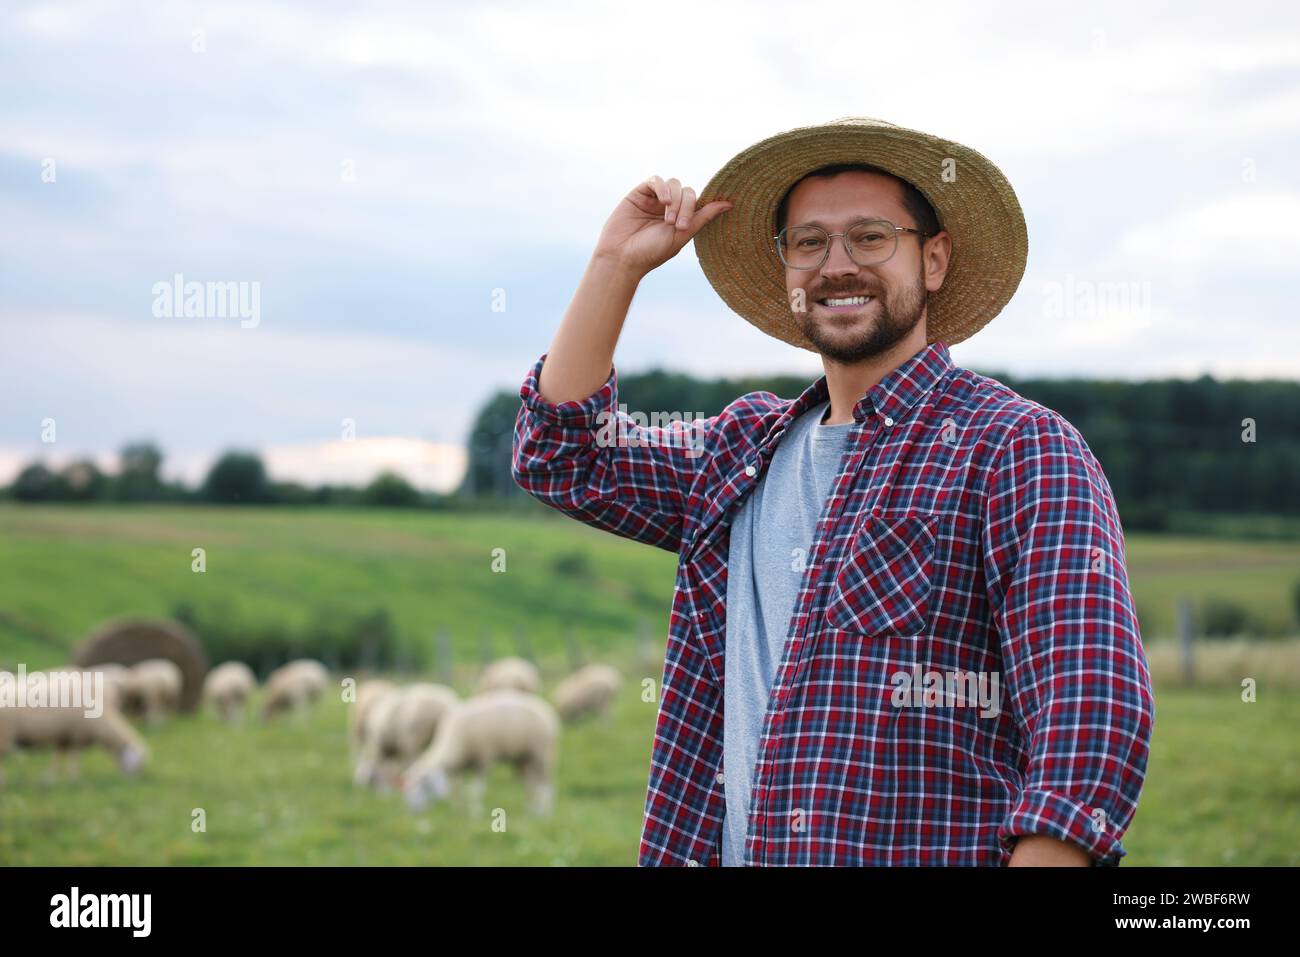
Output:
[512,117,1155,866]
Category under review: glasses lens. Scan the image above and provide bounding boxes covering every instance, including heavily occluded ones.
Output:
[781,226,828,269]
[846,220,898,266]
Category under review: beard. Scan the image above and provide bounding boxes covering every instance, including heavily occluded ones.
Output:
[798,267,927,364]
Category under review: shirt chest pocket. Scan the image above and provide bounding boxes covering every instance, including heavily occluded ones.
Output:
[824,512,936,637]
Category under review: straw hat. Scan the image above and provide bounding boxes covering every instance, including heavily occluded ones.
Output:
[693,116,1028,350]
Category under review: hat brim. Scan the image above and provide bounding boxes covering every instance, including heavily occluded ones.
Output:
[693,116,1028,350]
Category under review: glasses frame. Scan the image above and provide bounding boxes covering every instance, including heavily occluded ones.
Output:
[773,218,931,271]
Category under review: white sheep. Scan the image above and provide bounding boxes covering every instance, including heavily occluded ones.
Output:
[476,656,542,694]
[203,662,257,725]
[30,665,127,714]
[122,658,183,725]
[350,678,398,757]
[354,683,459,790]
[0,702,148,786]
[92,664,132,713]
[260,659,329,721]
[403,689,560,817]
[552,663,624,723]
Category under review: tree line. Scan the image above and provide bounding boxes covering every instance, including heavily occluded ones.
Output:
[8,369,1298,525]
[464,366,1300,529]
[4,442,441,508]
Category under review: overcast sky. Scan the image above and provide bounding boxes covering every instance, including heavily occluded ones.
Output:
[3,0,1298,492]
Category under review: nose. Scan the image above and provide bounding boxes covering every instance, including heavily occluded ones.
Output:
[819,237,860,281]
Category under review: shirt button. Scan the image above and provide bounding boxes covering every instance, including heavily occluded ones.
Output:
[687,859,699,867]
[883,416,894,426]
[715,771,725,784]
[744,465,757,477]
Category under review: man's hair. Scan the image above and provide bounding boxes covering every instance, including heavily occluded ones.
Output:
[774,162,942,239]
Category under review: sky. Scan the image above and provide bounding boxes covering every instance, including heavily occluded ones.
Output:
[3,0,1299,493]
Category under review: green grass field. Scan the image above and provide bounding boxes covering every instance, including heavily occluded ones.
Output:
[1,503,1297,865]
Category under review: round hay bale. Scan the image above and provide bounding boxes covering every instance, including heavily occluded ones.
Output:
[71,617,209,713]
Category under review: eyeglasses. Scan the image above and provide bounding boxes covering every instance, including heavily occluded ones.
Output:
[774,218,930,270]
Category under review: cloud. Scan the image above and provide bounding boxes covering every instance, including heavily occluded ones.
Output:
[1115,191,1300,270]
[0,311,515,486]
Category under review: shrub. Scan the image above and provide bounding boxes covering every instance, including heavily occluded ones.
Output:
[550,550,593,581]
[1199,598,1251,639]
[172,601,413,677]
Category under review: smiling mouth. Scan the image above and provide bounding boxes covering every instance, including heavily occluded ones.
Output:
[815,294,876,312]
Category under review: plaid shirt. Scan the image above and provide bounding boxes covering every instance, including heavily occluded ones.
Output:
[513,340,1154,866]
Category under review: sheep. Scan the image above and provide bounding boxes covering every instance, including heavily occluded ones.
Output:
[92,664,132,713]
[203,662,257,725]
[17,665,126,715]
[552,663,624,723]
[349,678,398,758]
[353,683,459,790]
[0,702,148,786]
[403,689,560,817]
[121,659,183,725]
[260,659,329,721]
[476,656,542,695]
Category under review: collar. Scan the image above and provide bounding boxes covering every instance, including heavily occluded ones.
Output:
[764,340,955,447]
[853,339,954,425]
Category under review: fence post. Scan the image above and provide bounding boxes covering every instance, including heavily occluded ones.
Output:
[1177,597,1195,685]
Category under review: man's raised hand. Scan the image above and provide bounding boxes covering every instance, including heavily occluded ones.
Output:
[593,176,733,277]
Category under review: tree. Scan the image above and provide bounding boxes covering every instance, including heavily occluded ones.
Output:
[363,470,420,507]
[201,451,270,504]
[61,459,107,501]
[461,391,528,500]
[115,442,164,501]
[11,463,66,501]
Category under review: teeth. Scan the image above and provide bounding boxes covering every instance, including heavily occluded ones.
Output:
[822,296,873,306]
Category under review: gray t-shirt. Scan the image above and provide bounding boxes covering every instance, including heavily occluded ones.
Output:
[721,398,854,866]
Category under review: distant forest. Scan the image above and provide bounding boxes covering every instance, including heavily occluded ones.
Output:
[466,366,1300,529]
[8,367,1298,530]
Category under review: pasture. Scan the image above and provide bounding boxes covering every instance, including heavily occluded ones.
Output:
[1,504,1297,865]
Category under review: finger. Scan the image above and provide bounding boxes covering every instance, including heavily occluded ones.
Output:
[628,178,665,215]
[647,175,668,206]
[675,187,697,230]
[665,177,682,223]
[681,200,734,240]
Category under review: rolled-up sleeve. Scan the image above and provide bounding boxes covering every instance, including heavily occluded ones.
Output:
[512,351,715,553]
[981,412,1156,866]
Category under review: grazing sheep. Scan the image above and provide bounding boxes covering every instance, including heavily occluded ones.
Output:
[552,663,624,723]
[121,659,183,725]
[203,662,257,725]
[350,678,398,757]
[21,665,126,714]
[0,703,148,786]
[92,664,132,713]
[476,656,542,695]
[403,689,560,816]
[354,683,459,790]
[260,659,329,721]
